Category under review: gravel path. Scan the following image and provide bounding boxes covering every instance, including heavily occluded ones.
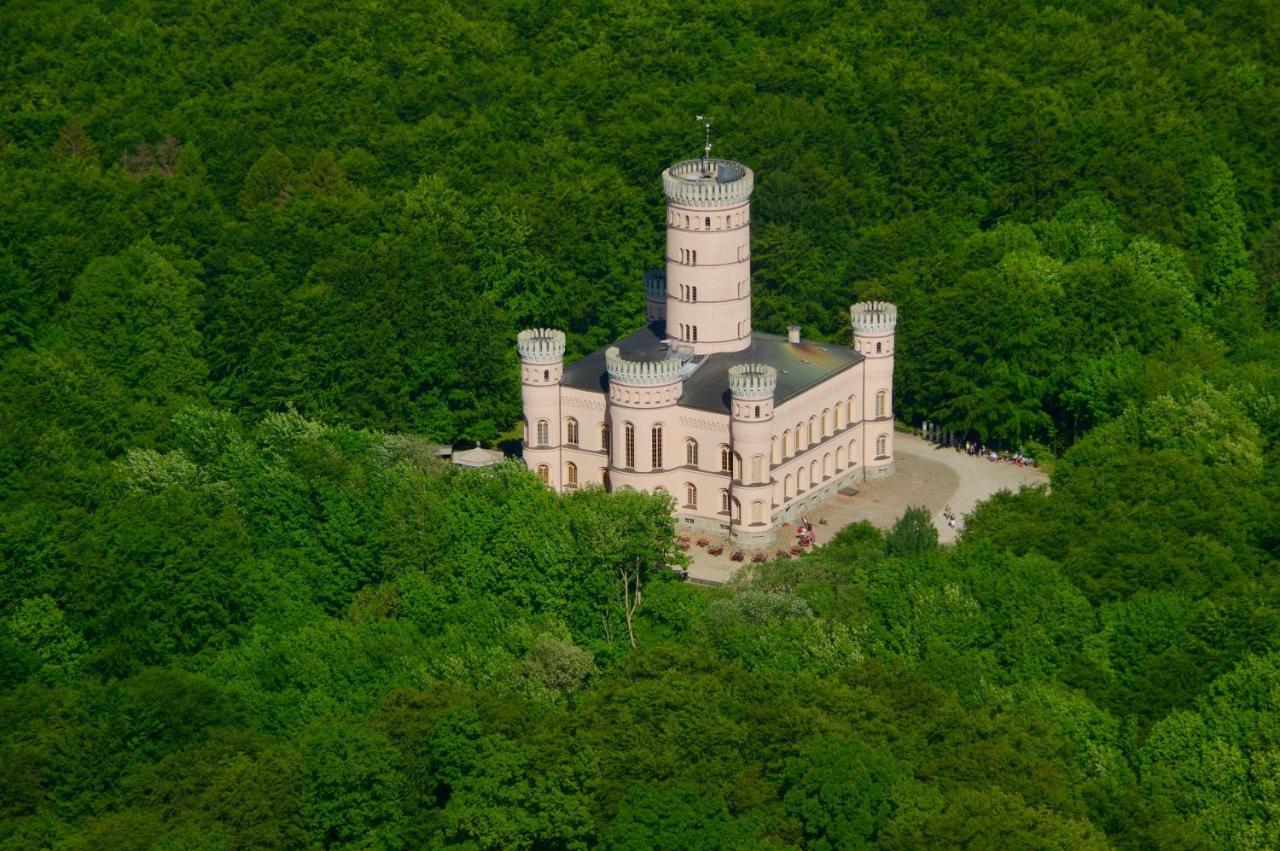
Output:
[683,432,1048,583]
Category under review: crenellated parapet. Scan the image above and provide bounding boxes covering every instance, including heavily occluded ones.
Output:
[850,302,897,337]
[517,328,566,364]
[663,159,754,208]
[605,346,682,387]
[728,363,777,400]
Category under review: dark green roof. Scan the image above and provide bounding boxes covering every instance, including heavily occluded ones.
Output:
[561,322,862,414]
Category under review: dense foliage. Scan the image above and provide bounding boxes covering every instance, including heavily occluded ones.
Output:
[2,0,1279,847]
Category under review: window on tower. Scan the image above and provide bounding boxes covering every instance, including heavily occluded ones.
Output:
[691,286,697,302]
[651,424,663,468]
[691,326,698,342]
[566,417,578,446]
[705,216,710,228]
[536,419,549,446]
[624,423,635,468]
[692,250,697,265]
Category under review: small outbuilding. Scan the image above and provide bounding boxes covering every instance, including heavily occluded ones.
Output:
[451,443,505,468]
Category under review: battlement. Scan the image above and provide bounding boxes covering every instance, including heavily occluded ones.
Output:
[728,363,777,400]
[605,345,683,387]
[663,158,754,208]
[850,301,898,336]
[644,268,666,301]
[517,328,566,363]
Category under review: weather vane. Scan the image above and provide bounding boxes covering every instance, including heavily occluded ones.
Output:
[696,114,712,159]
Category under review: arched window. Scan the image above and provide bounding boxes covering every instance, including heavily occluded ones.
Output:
[822,409,829,436]
[720,444,732,472]
[876,391,887,418]
[686,438,698,467]
[566,417,579,446]
[754,404,760,418]
[808,416,817,445]
[692,286,697,303]
[876,341,882,353]
[684,215,689,228]
[834,405,842,430]
[796,422,805,450]
[566,462,578,489]
[798,466,808,492]
[536,464,549,484]
[848,439,857,464]
[824,454,832,477]
[601,423,610,458]
[692,250,697,265]
[651,424,663,468]
[836,445,845,469]
[685,483,697,508]
[784,474,793,498]
[731,497,741,522]
[691,326,698,342]
[733,452,743,481]
[876,434,888,458]
[782,430,790,457]
[752,501,764,524]
[848,395,857,422]
[751,455,764,482]
[811,460,818,483]
[705,216,711,228]
[624,423,635,468]
[720,489,731,513]
[536,419,549,446]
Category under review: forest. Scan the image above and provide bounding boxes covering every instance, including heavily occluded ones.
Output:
[1,0,1278,847]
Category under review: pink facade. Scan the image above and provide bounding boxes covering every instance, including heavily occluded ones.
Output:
[520,156,897,548]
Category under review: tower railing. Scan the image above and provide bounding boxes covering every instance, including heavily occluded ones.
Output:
[662,159,754,207]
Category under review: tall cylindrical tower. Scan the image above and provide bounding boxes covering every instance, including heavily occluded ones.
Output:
[851,302,897,477]
[663,158,754,354]
[728,363,777,540]
[518,328,565,488]
[604,346,683,492]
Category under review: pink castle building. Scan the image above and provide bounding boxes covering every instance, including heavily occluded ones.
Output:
[519,154,897,548]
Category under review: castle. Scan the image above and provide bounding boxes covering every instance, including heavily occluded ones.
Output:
[518,154,897,548]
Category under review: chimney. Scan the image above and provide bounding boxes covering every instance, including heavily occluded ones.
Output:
[787,325,801,344]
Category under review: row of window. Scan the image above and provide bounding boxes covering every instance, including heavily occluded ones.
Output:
[677,323,698,342]
[531,395,890,470]
[537,435,891,508]
[677,248,698,265]
[669,212,747,230]
[678,285,698,302]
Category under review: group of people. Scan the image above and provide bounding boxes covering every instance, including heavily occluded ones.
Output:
[943,504,958,529]
[796,517,816,545]
[960,441,1034,467]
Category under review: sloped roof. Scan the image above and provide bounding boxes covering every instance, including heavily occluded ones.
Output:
[561,322,862,414]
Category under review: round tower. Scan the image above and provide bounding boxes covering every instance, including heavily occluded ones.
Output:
[662,158,754,354]
[604,346,683,492]
[728,363,777,545]
[850,302,897,478]
[518,328,566,488]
